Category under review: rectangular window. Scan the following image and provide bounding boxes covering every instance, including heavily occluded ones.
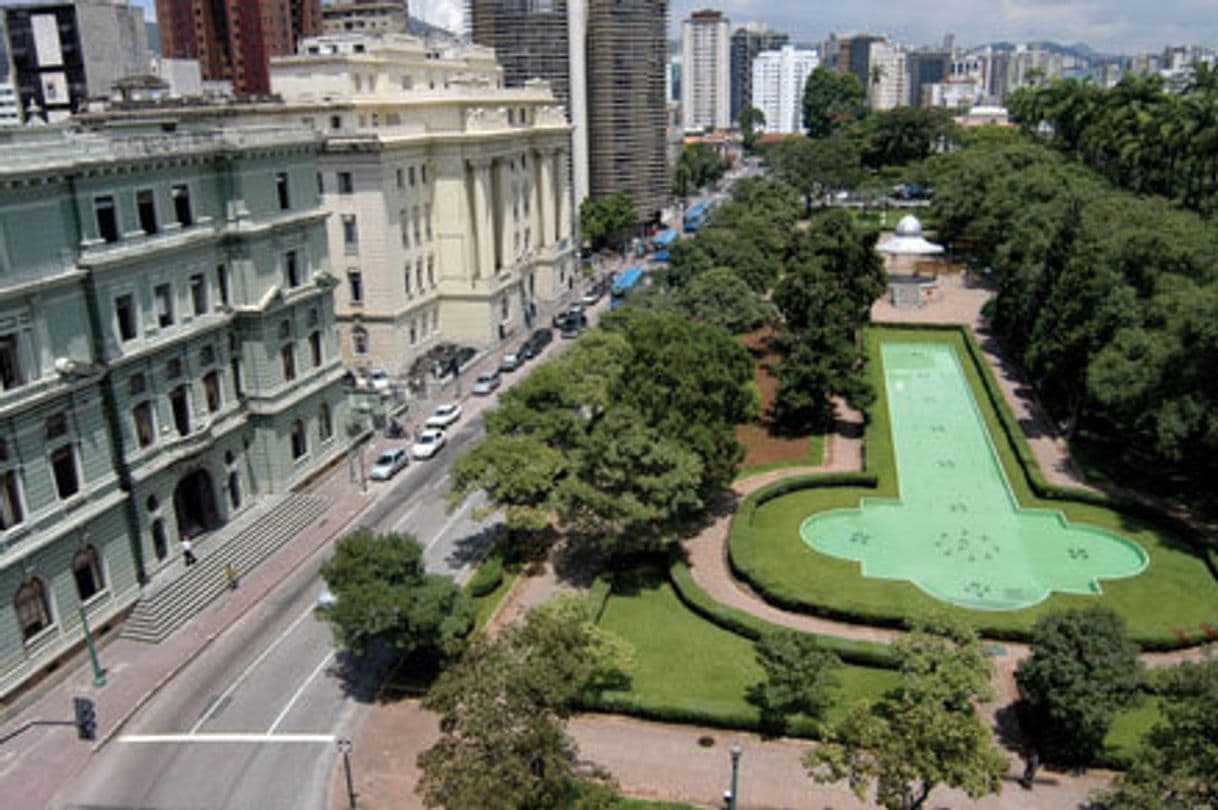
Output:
[421,164,428,184]
[95,195,119,243]
[50,445,79,499]
[309,331,322,367]
[136,189,158,235]
[396,168,404,188]
[276,172,291,210]
[281,343,296,382]
[412,207,420,244]
[403,266,411,295]
[400,209,409,247]
[154,283,174,328]
[337,171,354,194]
[171,184,193,227]
[425,204,432,240]
[0,334,22,391]
[231,357,243,398]
[115,294,137,340]
[285,250,301,288]
[203,371,221,413]
[316,171,324,195]
[348,271,363,303]
[0,469,23,529]
[169,386,189,435]
[189,274,208,316]
[342,215,359,251]
[133,401,155,448]
[216,264,230,307]
[428,256,435,287]
[408,165,416,186]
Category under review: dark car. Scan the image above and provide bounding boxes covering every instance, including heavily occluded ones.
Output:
[521,327,553,359]
[455,346,477,368]
[552,310,571,329]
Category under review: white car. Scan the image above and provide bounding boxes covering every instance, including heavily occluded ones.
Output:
[424,403,462,429]
[368,447,409,481]
[471,371,501,396]
[412,428,447,460]
[367,369,391,392]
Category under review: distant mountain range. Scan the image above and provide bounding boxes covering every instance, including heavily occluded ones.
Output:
[973,41,1121,63]
[407,16,456,40]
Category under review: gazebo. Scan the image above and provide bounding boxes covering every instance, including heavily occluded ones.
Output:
[876,215,944,308]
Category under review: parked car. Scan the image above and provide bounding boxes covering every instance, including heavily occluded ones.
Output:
[424,403,462,429]
[367,368,391,392]
[369,448,409,480]
[560,319,582,339]
[521,328,553,359]
[553,310,570,329]
[580,287,601,306]
[472,370,501,395]
[499,352,522,373]
[455,346,477,368]
[412,428,447,459]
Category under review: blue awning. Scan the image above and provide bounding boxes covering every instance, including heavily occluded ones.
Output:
[653,229,678,247]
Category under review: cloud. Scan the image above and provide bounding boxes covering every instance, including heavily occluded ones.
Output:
[412,0,467,35]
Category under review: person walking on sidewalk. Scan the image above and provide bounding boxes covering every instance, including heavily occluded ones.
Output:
[224,562,240,590]
[181,537,197,567]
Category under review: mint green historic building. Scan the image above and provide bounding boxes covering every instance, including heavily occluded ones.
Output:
[0,122,348,697]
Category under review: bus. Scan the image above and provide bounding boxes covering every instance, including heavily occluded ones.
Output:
[683,200,714,232]
[610,266,645,309]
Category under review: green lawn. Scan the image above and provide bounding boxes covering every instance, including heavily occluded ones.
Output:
[596,572,900,735]
[729,327,1218,647]
[734,433,826,481]
[1102,697,1158,766]
[613,800,703,810]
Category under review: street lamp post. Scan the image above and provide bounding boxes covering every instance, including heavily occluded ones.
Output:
[337,737,356,808]
[728,744,742,810]
[78,606,106,687]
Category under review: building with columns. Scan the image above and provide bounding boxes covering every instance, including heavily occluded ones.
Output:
[271,34,576,374]
[0,121,348,698]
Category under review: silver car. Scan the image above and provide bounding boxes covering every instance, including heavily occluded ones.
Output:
[368,448,409,480]
[472,370,501,395]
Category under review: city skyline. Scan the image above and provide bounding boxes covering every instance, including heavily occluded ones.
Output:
[388,0,1215,55]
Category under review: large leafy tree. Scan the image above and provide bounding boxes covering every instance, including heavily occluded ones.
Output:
[450,308,755,557]
[672,143,728,197]
[418,596,632,810]
[865,106,956,167]
[750,630,840,733]
[805,616,1006,810]
[802,67,866,138]
[678,266,773,333]
[318,530,474,660]
[1015,608,1141,766]
[1092,660,1218,809]
[579,191,636,252]
[739,105,766,151]
[771,134,862,214]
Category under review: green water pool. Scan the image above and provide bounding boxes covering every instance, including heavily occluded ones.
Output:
[800,342,1147,611]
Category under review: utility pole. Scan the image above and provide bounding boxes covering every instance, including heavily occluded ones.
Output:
[728,744,742,810]
[337,737,356,808]
[78,606,106,687]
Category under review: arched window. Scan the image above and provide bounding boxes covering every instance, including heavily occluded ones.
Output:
[319,403,333,441]
[73,545,105,602]
[352,327,368,355]
[14,577,51,641]
[290,418,307,459]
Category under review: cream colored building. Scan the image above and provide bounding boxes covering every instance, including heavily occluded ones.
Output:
[270,34,576,376]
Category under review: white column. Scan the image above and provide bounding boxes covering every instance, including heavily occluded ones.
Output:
[530,149,543,248]
[538,150,556,249]
[556,150,571,245]
[471,159,495,281]
[496,158,512,271]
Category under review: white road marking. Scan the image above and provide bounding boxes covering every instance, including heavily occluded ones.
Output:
[425,498,475,553]
[392,502,422,533]
[267,651,335,735]
[120,733,335,745]
[189,603,317,733]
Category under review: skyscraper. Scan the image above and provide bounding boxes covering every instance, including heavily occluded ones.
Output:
[469,0,669,223]
[729,23,787,124]
[321,0,409,34]
[156,0,322,95]
[680,8,729,133]
[752,45,818,133]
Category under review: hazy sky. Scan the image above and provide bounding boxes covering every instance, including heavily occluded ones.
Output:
[126,0,1218,55]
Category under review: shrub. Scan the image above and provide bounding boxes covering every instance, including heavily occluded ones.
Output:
[467,555,504,597]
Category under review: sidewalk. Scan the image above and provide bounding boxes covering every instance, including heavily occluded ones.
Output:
[0,281,596,810]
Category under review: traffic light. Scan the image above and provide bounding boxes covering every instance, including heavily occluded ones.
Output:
[73,696,96,741]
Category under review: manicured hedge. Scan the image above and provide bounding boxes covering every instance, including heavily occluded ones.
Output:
[586,691,824,739]
[467,555,505,597]
[667,559,896,668]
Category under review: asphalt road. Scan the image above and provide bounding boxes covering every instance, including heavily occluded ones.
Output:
[51,403,502,810]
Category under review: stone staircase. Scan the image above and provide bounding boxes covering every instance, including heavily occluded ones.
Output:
[121,493,331,643]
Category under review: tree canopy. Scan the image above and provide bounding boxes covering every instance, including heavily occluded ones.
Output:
[750,630,840,733]
[318,529,474,661]
[418,595,632,810]
[580,191,636,251]
[1015,607,1141,766]
[805,616,1006,810]
[450,307,756,556]
[802,67,866,138]
[672,143,728,198]
[1092,659,1218,809]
